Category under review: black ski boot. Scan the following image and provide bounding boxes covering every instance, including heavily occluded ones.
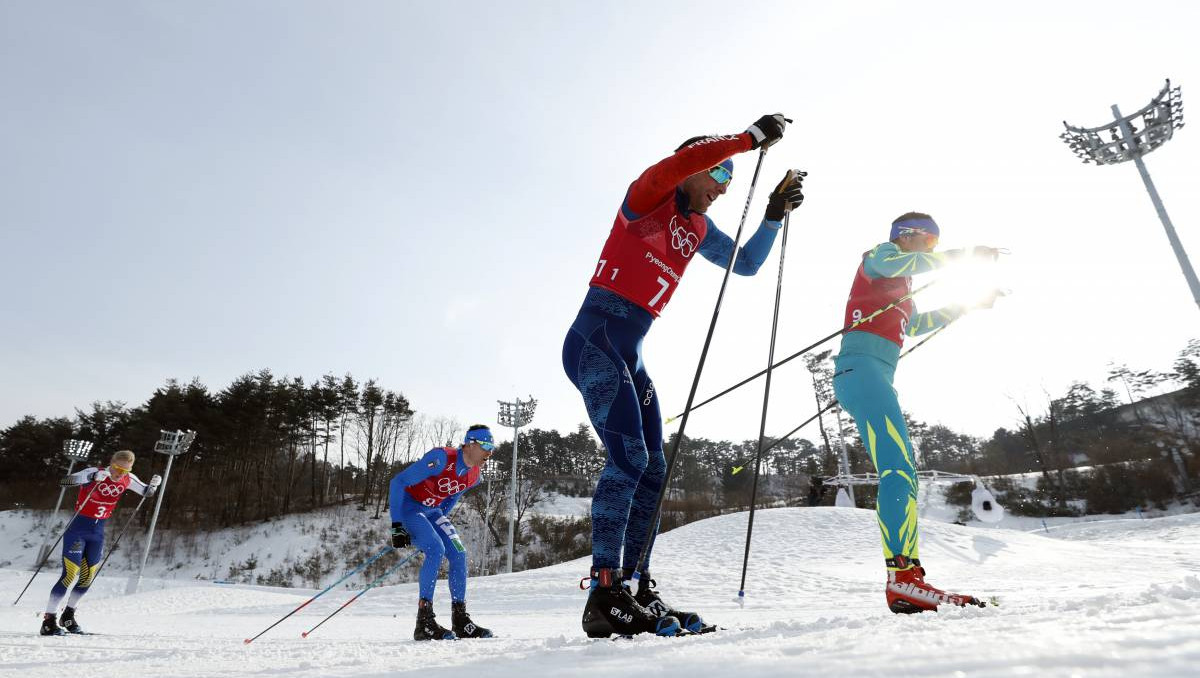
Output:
[581,567,681,638]
[59,606,85,635]
[632,573,707,634]
[413,598,456,641]
[451,601,493,638]
[39,613,64,637]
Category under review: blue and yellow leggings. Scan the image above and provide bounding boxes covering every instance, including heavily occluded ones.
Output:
[832,353,920,568]
[45,515,105,613]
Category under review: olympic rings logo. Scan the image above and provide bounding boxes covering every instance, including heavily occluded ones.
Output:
[96,483,122,498]
[669,216,699,259]
[437,477,466,495]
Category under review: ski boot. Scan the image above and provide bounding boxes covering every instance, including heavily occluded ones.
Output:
[413,598,456,641]
[630,573,707,634]
[885,557,984,614]
[40,613,65,637]
[581,567,681,638]
[451,601,493,638]
[59,606,85,634]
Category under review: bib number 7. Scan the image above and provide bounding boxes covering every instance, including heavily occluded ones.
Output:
[649,277,670,308]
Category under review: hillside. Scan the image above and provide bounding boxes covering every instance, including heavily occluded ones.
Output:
[2,507,1197,677]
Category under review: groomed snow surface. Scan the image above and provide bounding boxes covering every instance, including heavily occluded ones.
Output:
[2,507,1198,677]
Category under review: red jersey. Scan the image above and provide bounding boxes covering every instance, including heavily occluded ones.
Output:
[843,252,913,347]
[588,133,752,317]
[75,473,133,520]
[590,195,708,316]
[405,447,481,508]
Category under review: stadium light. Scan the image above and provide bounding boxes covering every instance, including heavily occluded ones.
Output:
[1061,80,1196,310]
[126,430,196,594]
[497,397,536,574]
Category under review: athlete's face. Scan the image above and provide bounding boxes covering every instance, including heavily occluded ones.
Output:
[895,232,938,253]
[462,441,494,468]
[109,460,132,477]
[680,169,729,214]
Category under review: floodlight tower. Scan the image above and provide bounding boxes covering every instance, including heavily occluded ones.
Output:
[127,429,196,594]
[497,396,536,574]
[35,440,94,565]
[1061,80,1196,311]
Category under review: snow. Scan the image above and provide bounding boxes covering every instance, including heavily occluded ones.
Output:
[3,507,1199,677]
[532,492,591,518]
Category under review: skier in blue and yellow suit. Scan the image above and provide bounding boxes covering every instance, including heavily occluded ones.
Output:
[833,212,1001,614]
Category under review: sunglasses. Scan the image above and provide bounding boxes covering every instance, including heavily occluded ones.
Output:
[897,228,939,247]
[707,165,732,185]
[474,440,496,452]
[110,463,131,474]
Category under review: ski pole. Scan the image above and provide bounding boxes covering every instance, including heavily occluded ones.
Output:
[300,548,420,638]
[663,279,939,425]
[759,321,953,458]
[738,202,795,601]
[243,545,395,644]
[88,494,149,585]
[630,142,773,579]
[12,481,102,606]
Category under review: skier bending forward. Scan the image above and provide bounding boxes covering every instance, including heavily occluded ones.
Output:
[562,114,806,637]
[41,449,160,636]
[389,425,496,640]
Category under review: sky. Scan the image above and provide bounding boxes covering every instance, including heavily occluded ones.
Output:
[2,1,1199,447]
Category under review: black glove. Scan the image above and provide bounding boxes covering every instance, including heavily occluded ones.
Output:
[746,113,788,149]
[391,522,411,549]
[764,169,806,222]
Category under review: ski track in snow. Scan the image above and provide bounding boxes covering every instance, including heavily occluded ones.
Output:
[2,508,1198,677]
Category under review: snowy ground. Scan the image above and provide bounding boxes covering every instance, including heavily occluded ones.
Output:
[2,507,1198,677]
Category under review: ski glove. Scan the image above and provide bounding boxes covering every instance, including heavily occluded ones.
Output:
[147,474,162,496]
[391,522,412,549]
[92,469,111,483]
[764,169,807,222]
[746,113,788,149]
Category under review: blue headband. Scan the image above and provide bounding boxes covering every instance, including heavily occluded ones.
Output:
[889,217,940,241]
[463,428,493,446]
[718,158,734,174]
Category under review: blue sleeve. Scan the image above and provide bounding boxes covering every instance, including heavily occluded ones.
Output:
[863,242,947,279]
[906,304,965,337]
[388,448,447,522]
[696,217,781,275]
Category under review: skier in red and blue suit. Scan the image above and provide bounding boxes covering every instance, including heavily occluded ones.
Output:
[388,425,495,640]
[41,449,160,636]
[562,114,806,638]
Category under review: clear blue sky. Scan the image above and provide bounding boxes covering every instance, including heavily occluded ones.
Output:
[2,1,1198,445]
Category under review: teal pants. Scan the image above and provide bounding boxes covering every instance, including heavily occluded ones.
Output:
[832,353,920,567]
